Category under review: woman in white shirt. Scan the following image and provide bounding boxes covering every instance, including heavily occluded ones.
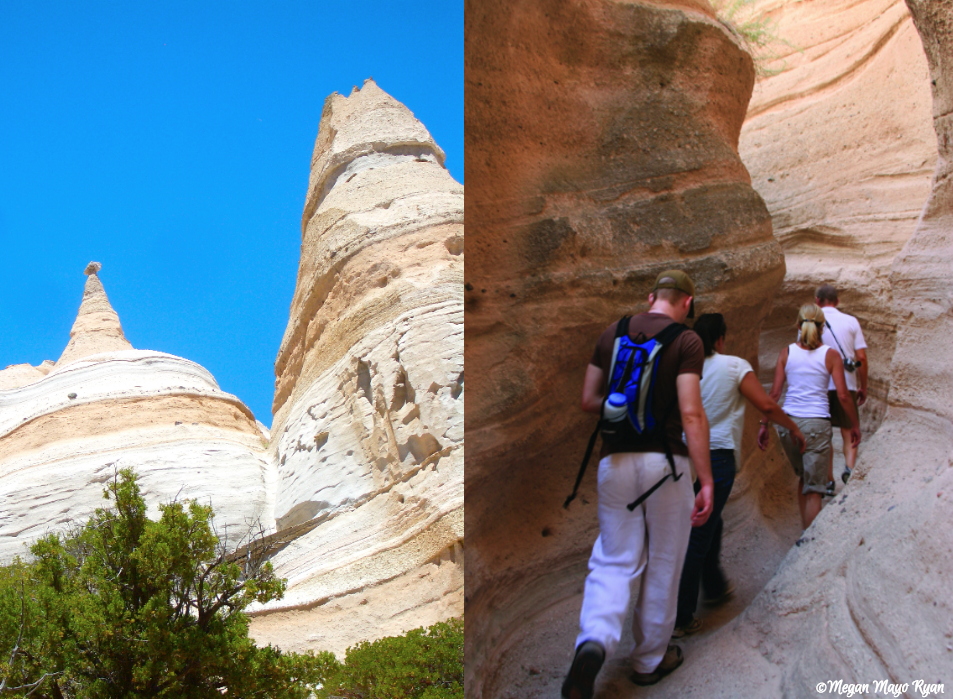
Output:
[759,303,861,531]
[674,314,805,637]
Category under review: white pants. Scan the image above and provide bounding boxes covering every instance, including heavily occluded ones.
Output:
[576,451,695,673]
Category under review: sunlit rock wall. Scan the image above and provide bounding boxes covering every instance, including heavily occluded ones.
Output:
[740,0,936,434]
[464,0,787,694]
[251,80,464,655]
[0,267,274,562]
[640,2,953,693]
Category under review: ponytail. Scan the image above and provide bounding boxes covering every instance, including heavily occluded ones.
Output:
[693,313,727,357]
[797,304,826,350]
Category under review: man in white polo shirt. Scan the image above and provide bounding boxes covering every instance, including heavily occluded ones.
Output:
[815,284,868,485]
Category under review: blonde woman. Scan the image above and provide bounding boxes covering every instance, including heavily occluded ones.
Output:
[758,304,861,529]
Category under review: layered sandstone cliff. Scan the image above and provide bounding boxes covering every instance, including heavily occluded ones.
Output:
[465,1,789,694]
[1,84,463,660]
[0,264,274,561]
[739,0,936,434]
[247,80,464,655]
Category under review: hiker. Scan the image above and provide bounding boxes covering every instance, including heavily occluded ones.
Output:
[758,304,861,530]
[673,313,806,638]
[561,270,713,699]
[815,284,868,488]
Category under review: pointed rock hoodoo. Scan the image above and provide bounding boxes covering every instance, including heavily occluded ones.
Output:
[0,261,273,563]
[253,79,464,656]
[56,261,133,366]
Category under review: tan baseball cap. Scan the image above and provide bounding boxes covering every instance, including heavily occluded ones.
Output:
[652,269,696,318]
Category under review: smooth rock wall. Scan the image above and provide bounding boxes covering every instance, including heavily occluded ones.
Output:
[464,0,787,694]
[627,2,953,693]
[740,0,936,435]
[250,80,464,652]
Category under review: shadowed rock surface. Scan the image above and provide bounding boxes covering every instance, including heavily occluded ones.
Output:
[464,0,787,695]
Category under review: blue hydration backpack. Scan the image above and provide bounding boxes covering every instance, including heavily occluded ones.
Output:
[564,317,688,511]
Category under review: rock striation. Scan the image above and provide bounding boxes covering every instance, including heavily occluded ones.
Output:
[0,83,463,660]
[57,262,134,367]
[739,0,936,434]
[0,264,274,562]
[247,80,464,656]
[615,4,953,691]
[465,1,788,694]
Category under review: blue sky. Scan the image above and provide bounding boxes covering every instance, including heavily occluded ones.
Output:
[0,1,462,426]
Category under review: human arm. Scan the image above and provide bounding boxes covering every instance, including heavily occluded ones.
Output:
[738,372,806,453]
[855,348,868,406]
[827,349,861,447]
[677,372,713,526]
[581,364,606,415]
[759,347,789,450]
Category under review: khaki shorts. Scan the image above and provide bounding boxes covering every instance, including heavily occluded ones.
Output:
[828,390,858,428]
[777,416,832,495]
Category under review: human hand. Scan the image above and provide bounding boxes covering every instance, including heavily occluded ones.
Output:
[850,425,861,447]
[691,482,714,527]
[792,427,806,454]
[757,424,770,451]
[857,387,867,406]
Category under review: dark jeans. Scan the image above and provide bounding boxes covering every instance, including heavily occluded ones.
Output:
[675,449,736,626]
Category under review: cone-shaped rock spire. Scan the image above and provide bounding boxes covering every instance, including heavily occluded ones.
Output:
[56,262,133,366]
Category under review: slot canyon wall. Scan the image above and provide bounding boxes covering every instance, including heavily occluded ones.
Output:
[465,0,791,695]
[628,1,953,693]
[0,82,464,659]
[739,0,936,435]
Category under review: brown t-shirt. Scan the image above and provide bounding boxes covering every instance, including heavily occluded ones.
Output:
[590,312,704,457]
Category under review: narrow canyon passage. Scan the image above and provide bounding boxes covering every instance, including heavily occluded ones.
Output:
[480,409,804,698]
[466,0,953,695]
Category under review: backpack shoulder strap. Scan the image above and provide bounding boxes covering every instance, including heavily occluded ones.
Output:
[615,316,631,339]
[653,321,688,346]
[565,315,631,510]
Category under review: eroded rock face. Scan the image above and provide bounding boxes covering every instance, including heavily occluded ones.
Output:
[249,80,464,654]
[57,263,134,367]
[465,1,785,694]
[625,2,953,693]
[0,265,274,562]
[740,0,936,434]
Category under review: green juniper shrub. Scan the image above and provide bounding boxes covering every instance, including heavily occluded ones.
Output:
[0,468,324,698]
[315,617,464,699]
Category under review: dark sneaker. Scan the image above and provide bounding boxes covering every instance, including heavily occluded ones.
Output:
[841,467,852,484]
[630,644,684,686]
[561,641,605,699]
[825,480,836,497]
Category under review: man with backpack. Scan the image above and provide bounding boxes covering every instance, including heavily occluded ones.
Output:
[561,270,713,699]
[815,284,868,486]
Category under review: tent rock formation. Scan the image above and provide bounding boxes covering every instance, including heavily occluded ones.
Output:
[0,264,274,562]
[0,81,464,659]
[248,80,464,655]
